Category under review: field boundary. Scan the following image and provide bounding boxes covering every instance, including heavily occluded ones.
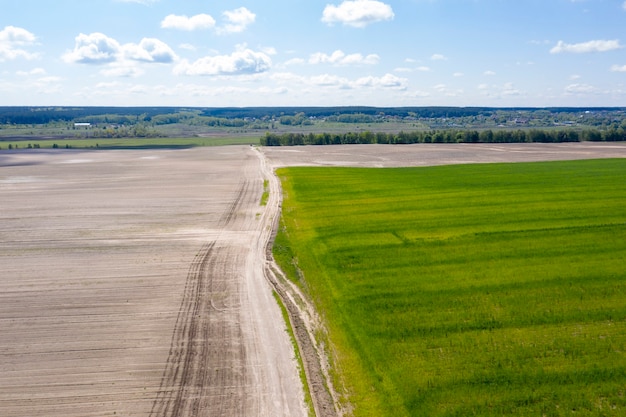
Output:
[257,149,342,417]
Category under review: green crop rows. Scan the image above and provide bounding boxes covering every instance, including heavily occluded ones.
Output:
[274,159,626,417]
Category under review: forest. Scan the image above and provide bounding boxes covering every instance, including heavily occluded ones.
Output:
[260,127,625,145]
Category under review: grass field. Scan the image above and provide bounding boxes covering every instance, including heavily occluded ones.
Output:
[274,159,626,417]
[0,136,258,150]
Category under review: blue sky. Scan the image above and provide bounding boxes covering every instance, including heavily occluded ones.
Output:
[1,0,626,107]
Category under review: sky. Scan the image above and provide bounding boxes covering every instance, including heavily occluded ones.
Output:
[1,0,626,107]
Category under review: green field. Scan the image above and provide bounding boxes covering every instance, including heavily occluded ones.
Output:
[274,159,626,417]
[0,136,258,150]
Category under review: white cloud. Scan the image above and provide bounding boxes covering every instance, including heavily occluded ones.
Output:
[63,33,176,65]
[453,72,464,77]
[431,53,447,61]
[416,66,431,72]
[161,14,216,31]
[355,73,407,89]
[218,7,256,34]
[322,0,394,28]
[565,83,598,94]
[123,38,177,63]
[484,70,496,76]
[271,71,406,91]
[174,47,272,76]
[311,74,351,88]
[63,33,177,78]
[611,64,626,72]
[283,57,306,66]
[0,26,38,61]
[309,50,379,65]
[623,1,626,11]
[100,62,145,77]
[550,39,622,54]
[63,33,120,64]
[17,67,46,76]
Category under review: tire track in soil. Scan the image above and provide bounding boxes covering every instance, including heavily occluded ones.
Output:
[150,179,252,417]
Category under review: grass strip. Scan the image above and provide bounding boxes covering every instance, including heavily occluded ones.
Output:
[0,136,258,150]
[272,291,315,416]
[260,180,270,206]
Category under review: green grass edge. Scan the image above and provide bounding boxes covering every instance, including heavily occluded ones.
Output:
[271,290,316,417]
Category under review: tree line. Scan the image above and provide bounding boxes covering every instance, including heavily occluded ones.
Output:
[260,128,626,146]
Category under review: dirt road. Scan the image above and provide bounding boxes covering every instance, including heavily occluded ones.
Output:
[0,147,306,417]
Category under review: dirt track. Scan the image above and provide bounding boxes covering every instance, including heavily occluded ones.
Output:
[2,142,626,417]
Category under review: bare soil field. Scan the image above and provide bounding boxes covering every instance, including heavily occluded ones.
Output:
[2,142,625,417]
[262,142,626,167]
[0,147,306,417]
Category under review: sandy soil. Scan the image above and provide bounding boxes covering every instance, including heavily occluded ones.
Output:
[2,142,625,417]
[0,147,306,417]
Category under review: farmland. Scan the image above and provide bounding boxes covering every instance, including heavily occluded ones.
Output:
[274,158,626,416]
[0,147,306,417]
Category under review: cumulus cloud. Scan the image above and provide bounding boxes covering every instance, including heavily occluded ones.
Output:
[0,26,38,61]
[174,47,271,76]
[309,50,379,65]
[63,32,120,64]
[322,0,394,28]
[161,14,216,31]
[218,7,256,34]
[431,53,447,61]
[550,39,622,54]
[161,8,255,34]
[62,32,178,77]
[124,38,178,63]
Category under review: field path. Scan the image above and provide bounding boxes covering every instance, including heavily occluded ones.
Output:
[0,147,306,417]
